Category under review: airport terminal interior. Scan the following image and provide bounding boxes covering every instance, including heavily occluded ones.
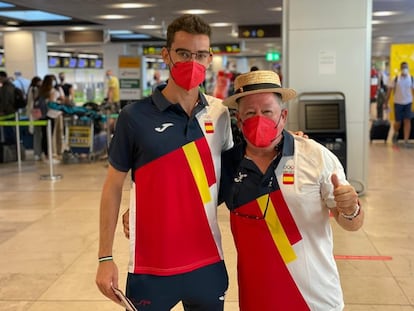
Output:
[1,1,414,310]
[0,133,414,311]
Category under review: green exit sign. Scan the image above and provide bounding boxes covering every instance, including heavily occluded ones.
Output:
[266,52,280,62]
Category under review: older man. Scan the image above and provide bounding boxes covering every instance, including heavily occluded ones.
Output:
[220,70,364,311]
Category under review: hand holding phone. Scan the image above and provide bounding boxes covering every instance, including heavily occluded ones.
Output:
[112,287,138,311]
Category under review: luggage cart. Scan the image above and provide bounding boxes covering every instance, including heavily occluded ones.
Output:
[67,122,95,161]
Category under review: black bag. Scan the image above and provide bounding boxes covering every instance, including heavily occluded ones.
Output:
[370,119,390,143]
[0,143,26,163]
[14,87,27,110]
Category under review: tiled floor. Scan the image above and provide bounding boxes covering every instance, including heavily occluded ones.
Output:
[1,137,414,311]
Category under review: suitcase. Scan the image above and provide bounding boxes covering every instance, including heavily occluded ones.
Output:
[0,143,26,163]
[370,119,390,143]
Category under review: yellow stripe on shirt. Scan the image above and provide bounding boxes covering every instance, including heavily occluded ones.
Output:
[257,194,297,264]
[182,142,212,204]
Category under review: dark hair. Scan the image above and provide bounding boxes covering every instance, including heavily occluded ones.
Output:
[39,74,55,98]
[0,71,7,78]
[401,61,408,68]
[30,76,41,87]
[166,14,211,48]
[250,66,259,71]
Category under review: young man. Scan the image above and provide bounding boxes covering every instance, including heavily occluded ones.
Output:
[385,61,414,147]
[220,70,364,310]
[96,15,233,311]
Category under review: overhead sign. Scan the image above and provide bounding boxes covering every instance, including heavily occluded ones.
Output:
[238,24,281,39]
[118,56,141,100]
[143,45,163,56]
[266,51,281,62]
[211,43,240,54]
[63,30,108,44]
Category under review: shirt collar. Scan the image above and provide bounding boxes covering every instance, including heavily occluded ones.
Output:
[280,129,295,157]
[152,86,208,112]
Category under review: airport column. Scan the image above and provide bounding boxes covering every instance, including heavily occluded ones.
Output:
[3,31,48,79]
[283,0,372,192]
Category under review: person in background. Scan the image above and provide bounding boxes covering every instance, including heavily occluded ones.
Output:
[219,70,364,311]
[151,70,166,92]
[104,69,120,134]
[96,14,233,311]
[38,74,64,161]
[105,69,120,111]
[27,76,43,160]
[385,61,414,147]
[13,71,30,96]
[0,71,17,144]
[249,65,259,71]
[57,72,74,105]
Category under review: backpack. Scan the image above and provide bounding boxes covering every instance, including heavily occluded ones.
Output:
[0,81,17,115]
[14,87,27,110]
[393,75,414,89]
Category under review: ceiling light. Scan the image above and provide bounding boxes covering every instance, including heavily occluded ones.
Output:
[210,23,232,27]
[269,7,282,11]
[136,25,161,30]
[177,9,217,15]
[1,26,19,31]
[70,26,87,31]
[109,30,133,35]
[375,36,391,41]
[112,33,151,39]
[371,20,385,25]
[0,2,14,8]
[78,53,99,59]
[98,14,131,20]
[0,10,71,21]
[372,11,399,17]
[110,3,155,9]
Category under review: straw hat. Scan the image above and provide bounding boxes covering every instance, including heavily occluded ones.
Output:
[223,70,297,109]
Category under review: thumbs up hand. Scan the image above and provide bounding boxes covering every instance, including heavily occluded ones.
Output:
[331,173,358,216]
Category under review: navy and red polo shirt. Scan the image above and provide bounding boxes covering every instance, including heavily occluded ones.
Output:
[109,87,233,276]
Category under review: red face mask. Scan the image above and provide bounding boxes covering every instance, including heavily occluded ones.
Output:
[241,115,279,148]
[170,61,206,91]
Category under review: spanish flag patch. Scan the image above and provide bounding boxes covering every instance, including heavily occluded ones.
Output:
[283,173,294,184]
[204,121,214,133]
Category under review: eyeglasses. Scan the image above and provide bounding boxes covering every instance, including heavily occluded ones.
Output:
[169,48,211,63]
[231,193,271,220]
[230,177,273,220]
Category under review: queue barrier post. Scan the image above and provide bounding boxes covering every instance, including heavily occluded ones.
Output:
[40,119,63,181]
[0,116,62,180]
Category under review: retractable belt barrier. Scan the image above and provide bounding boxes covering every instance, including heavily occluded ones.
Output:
[0,112,62,180]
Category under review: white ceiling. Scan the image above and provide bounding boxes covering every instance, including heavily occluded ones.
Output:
[0,0,413,58]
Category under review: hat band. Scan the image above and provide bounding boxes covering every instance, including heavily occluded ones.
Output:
[234,83,281,95]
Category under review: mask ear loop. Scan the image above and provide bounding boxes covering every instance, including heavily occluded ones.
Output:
[166,49,177,67]
[269,111,285,143]
[166,49,179,84]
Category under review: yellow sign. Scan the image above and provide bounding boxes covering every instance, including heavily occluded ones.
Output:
[118,56,141,68]
[389,44,414,118]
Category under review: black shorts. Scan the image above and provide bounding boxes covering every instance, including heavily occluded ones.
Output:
[126,261,228,311]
